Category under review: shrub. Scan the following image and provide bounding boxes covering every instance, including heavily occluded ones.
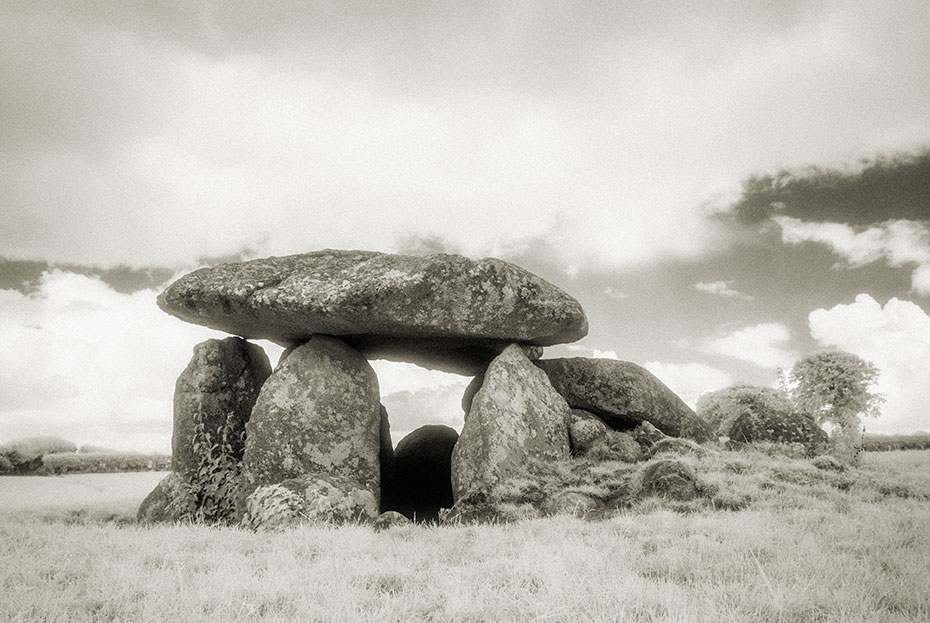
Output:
[696,385,793,437]
[176,418,244,525]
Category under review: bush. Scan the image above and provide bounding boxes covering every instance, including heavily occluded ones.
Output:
[0,436,78,473]
[862,433,930,452]
[696,385,793,437]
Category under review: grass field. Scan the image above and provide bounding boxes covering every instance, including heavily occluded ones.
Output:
[2,450,929,622]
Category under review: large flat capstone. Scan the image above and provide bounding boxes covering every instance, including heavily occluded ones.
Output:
[157,250,588,373]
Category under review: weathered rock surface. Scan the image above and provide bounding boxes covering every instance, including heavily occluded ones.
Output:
[585,430,643,462]
[137,473,190,524]
[373,511,412,531]
[632,421,667,449]
[451,344,571,501]
[172,337,271,480]
[535,358,713,442]
[567,409,609,455]
[387,425,459,523]
[157,250,587,374]
[641,459,700,501]
[240,336,382,505]
[378,405,396,513]
[727,410,828,450]
[240,474,379,530]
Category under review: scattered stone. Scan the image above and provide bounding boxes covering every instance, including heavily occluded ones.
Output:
[451,344,571,501]
[543,491,602,517]
[388,425,459,523]
[172,337,271,480]
[137,473,191,524]
[157,250,587,374]
[632,421,667,449]
[641,459,700,501]
[535,358,713,442]
[727,410,828,452]
[568,409,609,455]
[240,336,382,506]
[373,511,412,531]
[649,437,708,458]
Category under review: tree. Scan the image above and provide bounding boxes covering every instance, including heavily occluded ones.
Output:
[787,349,884,463]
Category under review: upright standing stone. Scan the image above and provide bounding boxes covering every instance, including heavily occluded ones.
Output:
[240,336,382,504]
[451,344,571,502]
[172,337,271,479]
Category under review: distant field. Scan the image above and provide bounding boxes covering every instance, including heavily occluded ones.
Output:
[2,451,929,622]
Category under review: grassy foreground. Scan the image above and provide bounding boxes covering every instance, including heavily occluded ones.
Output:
[2,451,929,622]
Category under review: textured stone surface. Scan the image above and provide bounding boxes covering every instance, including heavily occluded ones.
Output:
[451,344,571,501]
[641,459,700,500]
[157,250,586,374]
[378,405,395,513]
[567,409,609,455]
[241,474,380,530]
[172,337,271,480]
[373,511,412,531]
[239,336,381,505]
[137,473,190,524]
[585,430,643,462]
[388,425,459,523]
[535,358,713,442]
[727,410,828,450]
[632,421,667,449]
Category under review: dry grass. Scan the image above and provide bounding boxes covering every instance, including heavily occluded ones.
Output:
[2,451,929,622]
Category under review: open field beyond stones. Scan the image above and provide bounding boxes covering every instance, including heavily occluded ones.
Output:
[2,451,930,622]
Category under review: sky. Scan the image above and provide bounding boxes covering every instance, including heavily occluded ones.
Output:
[1,1,929,451]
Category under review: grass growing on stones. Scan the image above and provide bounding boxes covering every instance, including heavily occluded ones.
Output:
[2,450,930,622]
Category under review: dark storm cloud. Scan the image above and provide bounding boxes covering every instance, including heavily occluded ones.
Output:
[725,149,930,225]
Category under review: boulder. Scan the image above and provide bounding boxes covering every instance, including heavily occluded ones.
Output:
[727,410,828,451]
[373,511,412,531]
[388,425,459,523]
[172,337,271,480]
[535,358,713,442]
[241,474,379,530]
[640,459,700,501]
[240,336,382,506]
[585,430,643,462]
[157,250,587,374]
[137,473,191,524]
[567,409,609,455]
[632,421,667,449]
[451,344,571,501]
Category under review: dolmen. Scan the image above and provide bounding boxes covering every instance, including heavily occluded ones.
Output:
[138,249,712,528]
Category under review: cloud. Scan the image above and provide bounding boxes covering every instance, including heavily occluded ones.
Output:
[603,287,628,301]
[693,280,754,300]
[380,386,466,447]
[0,271,251,451]
[3,2,930,272]
[775,217,930,295]
[703,322,797,369]
[642,361,733,409]
[807,294,930,433]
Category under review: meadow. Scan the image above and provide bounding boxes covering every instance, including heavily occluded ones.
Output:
[1,450,929,622]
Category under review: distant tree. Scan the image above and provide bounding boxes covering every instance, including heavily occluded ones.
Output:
[786,349,884,463]
[696,384,793,437]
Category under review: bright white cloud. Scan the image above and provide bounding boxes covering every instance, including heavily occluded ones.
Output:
[0,271,272,452]
[703,322,797,369]
[808,294,930,433]
[694,280,754,300]
[643,361,733,409]
[775,216,930,295]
